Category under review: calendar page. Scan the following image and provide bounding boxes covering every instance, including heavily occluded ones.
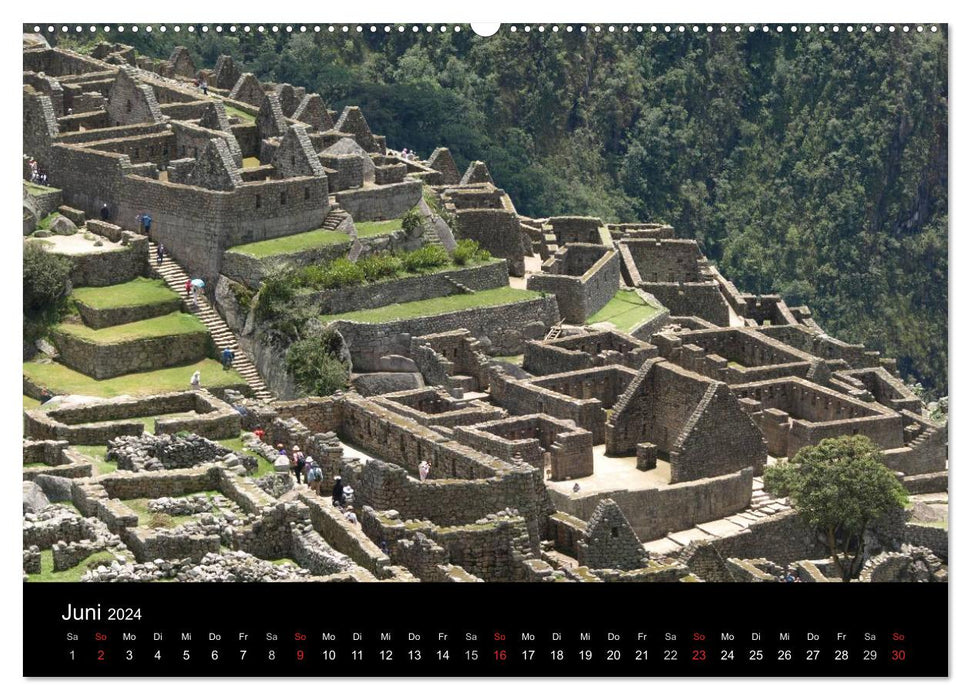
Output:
[21,20,948,678]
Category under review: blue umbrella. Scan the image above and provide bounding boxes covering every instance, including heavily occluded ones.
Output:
[191,279,205,288]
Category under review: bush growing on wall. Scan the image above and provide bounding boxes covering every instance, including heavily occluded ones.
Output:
[23,241,74,356]
[285,330,350,397]
[451,239,491,266]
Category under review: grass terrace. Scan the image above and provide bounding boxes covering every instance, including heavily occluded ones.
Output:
[72,277,179,310]
[25,181,59,196]
[227,228,350,258]
[225,104,256,124]
[354,218,404,238]
[585,289,662,333]
[23,358,246,398]
[55,312,205,344]
[27,549,117,583]
[320,287,542,324]
[72,445,117,476]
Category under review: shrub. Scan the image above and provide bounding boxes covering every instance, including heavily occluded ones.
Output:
[401,207,423,234]
[321,258,365,288]
[148,512,176,529]
[401,245,450,273]
[451,239,491,266]
[285,332,350,397]
[254,270,297,320]
[358,252,403,282]
[23,241,74,353]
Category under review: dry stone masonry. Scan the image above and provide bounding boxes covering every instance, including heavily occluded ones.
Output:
[22,38,946,585]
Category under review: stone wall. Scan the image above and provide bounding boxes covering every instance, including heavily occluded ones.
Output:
[527,246,620,323]
[335,180,422,221]
[297,490,391,577]
[523,330,657,376]
[221,239,351,289]
[52,324,211,379]
[453,208,526,276]
[59,236,149,288]
[549,467,753,541]
[304,260,507,315]
[327,294,558,369]
[76,294,182,329]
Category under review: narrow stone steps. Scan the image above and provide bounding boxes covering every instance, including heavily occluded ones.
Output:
[147,241,273,401]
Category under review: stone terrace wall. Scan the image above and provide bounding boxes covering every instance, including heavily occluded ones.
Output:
[305,260,507,315]
[327,294,558,369]
[52,325,210,379]
[221,240,351,289]
[76,294,182,329]
[335,180,422,221]
[549,467,753,541]
[60,237,149,288]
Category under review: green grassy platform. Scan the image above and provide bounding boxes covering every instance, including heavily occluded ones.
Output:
[354,218,404,238]
[585,289,662,332]
[321,287,542,324]
[55,312,205,344]
[228,228,350,258]
[27,549,117,583]
[72,277,179,310]
[23,358,246,398]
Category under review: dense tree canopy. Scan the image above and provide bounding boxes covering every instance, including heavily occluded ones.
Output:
[62,27,947,393]
[764,435,909,581]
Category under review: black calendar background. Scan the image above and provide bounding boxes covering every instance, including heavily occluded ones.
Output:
[24,582,947,677]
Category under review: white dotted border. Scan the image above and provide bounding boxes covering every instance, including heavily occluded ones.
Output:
[29,24,941,36]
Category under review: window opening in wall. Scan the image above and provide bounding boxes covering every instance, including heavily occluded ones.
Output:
[304,187,310,200]
[280,191,287,205]
[255,195,261,209]
[611,527,619,538]
[126,100,132,113]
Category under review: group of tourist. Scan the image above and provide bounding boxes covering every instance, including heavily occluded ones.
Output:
[192,78,209,94]
[27,157,48,185]
[267,441,360,525]
[399,147,419,161]
[779,567,802,583]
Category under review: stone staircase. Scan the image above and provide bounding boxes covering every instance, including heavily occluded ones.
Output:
[443,275,474,295]
[321,205,350,231]
[147,242,273,401]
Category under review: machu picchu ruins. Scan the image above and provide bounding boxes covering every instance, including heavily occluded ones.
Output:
[22,33,947,585]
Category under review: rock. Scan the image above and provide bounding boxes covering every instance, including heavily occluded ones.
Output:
[33,474,74,502]
[23,481,50,514]
[33,229,52,238]
[351,371,424,396]
[48,215,77,235]
[34,338,58,357]
[376,354,419,373]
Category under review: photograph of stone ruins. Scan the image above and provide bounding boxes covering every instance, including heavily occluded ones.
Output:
[22,28,947,585]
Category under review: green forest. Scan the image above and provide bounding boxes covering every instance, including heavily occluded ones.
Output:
[56,27,948,395]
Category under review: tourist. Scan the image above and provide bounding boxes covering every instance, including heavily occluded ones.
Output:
[291,445,306,484]
[190,370,201,390]
[332,475,346,508]
[100,203,110,221]
[221,347,235,370]
[200,81,209,95]
[418,460,430,482]
[344,507,359,525]
[306,457,322,495]
[572,482,581,493]
[343,484,355,506]
[253,426,266,442]
[184,278,192,299]
[156,243,166,265]
[191,284,199,308]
